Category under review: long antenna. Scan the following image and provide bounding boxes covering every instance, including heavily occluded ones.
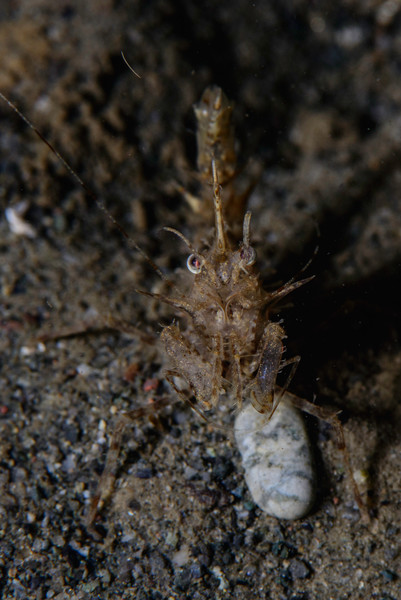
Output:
[0,91,176,288]
[120,51,142,79]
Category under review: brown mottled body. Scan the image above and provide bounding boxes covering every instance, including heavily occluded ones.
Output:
[159,163,307,419]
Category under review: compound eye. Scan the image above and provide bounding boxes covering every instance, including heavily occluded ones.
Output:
[240,245,256,266]
[187,254,204,274]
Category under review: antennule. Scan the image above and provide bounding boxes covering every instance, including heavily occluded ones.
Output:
[162,226,197,254]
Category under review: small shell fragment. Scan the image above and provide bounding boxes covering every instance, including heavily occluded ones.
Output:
[5,200,37,238]
[234,395,315,519]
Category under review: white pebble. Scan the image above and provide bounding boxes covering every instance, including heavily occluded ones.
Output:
[235,394,315,519]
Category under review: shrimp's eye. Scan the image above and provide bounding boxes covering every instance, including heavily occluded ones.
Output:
[187,254,203,274]
[240,246,256,266]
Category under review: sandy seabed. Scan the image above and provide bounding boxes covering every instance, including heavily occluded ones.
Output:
[0,2,400,598]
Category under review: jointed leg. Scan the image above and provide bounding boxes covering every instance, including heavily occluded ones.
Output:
[248,322,299,418]
[286,390,369,523]
[229,334,244,410]
[274,355,301,410]
[87,397,169,532]
[38,314,156,344]
[165,371,209,421]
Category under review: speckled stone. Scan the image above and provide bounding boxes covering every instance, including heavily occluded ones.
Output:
[234,395,315,519]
